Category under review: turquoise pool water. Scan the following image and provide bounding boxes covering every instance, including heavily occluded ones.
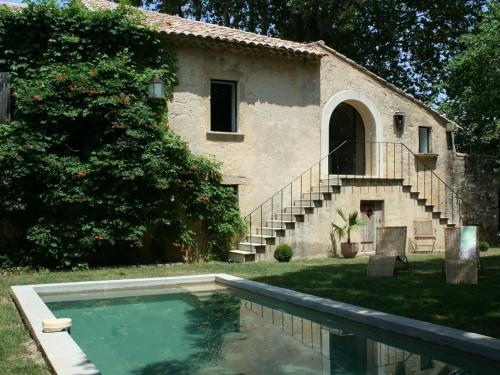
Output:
[46,285,499,375]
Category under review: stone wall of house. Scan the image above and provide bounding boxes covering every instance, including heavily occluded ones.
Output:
[452,154,499,245]
[167,41,470,259]
[168,44,322,216]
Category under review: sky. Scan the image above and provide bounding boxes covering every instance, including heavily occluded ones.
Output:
[1,0,24,4]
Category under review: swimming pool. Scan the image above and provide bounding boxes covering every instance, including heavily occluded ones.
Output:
[12,274,500,374]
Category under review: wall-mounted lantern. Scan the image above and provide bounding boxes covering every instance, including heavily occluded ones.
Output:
[147,75,165,99]
[394,111,405,133]
[445,122,457,132]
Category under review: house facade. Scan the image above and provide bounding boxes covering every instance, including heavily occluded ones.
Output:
[84,0,494,262]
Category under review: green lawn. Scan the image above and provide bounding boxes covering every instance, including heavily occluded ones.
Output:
[1,249,499,374]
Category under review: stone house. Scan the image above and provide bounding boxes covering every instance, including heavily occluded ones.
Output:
[83,0,496,261]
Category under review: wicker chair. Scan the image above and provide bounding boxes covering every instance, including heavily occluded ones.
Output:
[367,226,408,276]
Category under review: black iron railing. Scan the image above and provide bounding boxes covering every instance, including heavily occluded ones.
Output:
[243,140,467,246]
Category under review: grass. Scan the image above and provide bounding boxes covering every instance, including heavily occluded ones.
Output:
[1,249,499,374]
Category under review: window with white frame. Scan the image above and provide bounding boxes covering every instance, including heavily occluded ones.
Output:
[210,80,237,132]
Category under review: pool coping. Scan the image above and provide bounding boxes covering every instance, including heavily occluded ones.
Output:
[11,273,500,374]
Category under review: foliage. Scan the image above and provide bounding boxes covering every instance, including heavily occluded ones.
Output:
[0,2,245,268]
[331,208,365,244]
[440,4,499,159]
[274,243,292,262]
[136,0,485,102]
[479,241,490,252]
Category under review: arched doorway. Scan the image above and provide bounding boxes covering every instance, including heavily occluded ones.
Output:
[329,103,366,175]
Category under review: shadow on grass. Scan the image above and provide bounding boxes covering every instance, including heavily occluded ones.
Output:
[248,254,500,338]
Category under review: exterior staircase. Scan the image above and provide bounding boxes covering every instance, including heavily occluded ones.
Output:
[229,141,466,263]
[229,175,460,262]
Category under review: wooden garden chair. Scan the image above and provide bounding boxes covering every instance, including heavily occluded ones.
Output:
[412,220,436,252]
[367,226,408,277]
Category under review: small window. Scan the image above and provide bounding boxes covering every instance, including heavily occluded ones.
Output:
[418,127,431,153]
[211,80,237,132]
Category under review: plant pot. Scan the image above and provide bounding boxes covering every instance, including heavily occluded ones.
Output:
[340,242,358,258]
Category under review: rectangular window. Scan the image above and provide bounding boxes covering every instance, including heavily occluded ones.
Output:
[418,127,431,153]
[210,80,237,132]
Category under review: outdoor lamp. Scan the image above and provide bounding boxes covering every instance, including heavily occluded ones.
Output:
[394,111,405,133]
[148,75,165,99]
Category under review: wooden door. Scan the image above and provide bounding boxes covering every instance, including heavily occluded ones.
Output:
[360,201,384,252]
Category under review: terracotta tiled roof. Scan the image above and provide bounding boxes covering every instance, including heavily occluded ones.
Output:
[79,0,324,59]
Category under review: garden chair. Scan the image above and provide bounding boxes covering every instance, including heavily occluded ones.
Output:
[444,226,479,284]
[367,226,408,277]
[412,220,436,252]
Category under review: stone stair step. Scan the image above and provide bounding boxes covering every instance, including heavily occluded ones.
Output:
[246,234,275,245]
[266,220,295,229]
[229,250,256,263]
[256,227,286,236]
[275,212,304,221]
[238,242,266,253]
[284,206,314,214]
[301,192,328,201]
[294,199,323,208]
[311,185,340,193]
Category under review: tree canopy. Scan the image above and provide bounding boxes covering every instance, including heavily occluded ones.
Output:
[137,0,485,103]
[441,3,499,159]
[0,2,245,268]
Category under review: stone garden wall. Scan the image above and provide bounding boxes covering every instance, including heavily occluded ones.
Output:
[453,154,499,245]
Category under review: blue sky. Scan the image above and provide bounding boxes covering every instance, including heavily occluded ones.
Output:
[1,0,24,3]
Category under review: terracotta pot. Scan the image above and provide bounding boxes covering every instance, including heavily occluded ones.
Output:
[340,242,359,258]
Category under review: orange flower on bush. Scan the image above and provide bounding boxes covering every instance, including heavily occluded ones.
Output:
[33,95,41,101]
[28,144,34,150]
[114,95,121,102]
[174,243,182,249]
[76,171,87,177]
[123,95,130,104]
[95,235,103,241]
[202,195,210,202]
[112,123,123,129]
[55,75,64,81]
[164,123,171,130]
[69,85,77,92]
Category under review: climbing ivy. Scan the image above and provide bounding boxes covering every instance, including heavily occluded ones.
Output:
[0,1,245,268]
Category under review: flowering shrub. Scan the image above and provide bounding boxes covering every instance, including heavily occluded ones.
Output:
[0,2,245,268]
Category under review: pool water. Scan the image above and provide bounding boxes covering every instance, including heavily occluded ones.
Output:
[46,285,499,375]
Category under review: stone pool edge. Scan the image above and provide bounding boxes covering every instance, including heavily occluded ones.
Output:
[215,274,500,363]
[11,273,500,375]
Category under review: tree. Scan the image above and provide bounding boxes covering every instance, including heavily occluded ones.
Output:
[0,2,245,268]
[440,3,499,158]
[140,0,485,103]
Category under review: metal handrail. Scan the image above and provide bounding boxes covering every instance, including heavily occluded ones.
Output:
[242,140,468,247]
[244,140,348,219]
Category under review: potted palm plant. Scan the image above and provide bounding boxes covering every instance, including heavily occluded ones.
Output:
[331,208,365,258]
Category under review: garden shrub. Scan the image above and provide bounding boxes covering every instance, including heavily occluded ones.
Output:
[0,2,245,268]
[479,241,490,252]
[274,244,293,263]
